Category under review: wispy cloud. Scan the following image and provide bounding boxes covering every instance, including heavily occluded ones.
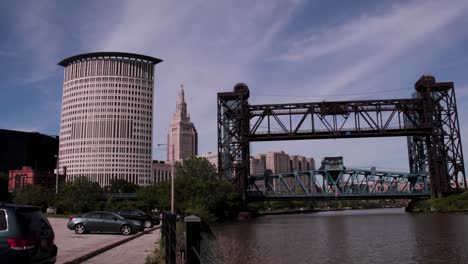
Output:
[86,0,304,154]
[279,0,468,94]
[3,0,468,170]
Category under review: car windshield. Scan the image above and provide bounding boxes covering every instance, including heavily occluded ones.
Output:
[136,209,146,215]
[100,212,123,220]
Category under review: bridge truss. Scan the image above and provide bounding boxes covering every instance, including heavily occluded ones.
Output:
[217,75,466,200]
[248,167,430,201]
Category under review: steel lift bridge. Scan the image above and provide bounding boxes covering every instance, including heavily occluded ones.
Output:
[217,75,466,201]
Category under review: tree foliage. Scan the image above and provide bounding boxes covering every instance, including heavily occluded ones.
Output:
[57,176,103,214]
[13,184,48,208]
[108,179,140,193]
[9,158,243,221]
[137,157,242,222]
[174,157,241,222]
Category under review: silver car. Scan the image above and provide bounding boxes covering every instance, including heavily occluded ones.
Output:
[67,211,144,235]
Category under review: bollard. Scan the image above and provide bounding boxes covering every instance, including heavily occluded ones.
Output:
[169,213,177,264]
[184,215,201,264]
[164,212,170,264]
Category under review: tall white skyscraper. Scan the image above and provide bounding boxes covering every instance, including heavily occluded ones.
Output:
[58,52,162,186]
[167,85,198,162]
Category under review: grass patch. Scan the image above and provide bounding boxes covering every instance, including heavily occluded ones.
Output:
[411,192,468,213]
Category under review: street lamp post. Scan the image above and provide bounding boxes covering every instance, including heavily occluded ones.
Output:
[157,143,175,213]
[54,154,59,215]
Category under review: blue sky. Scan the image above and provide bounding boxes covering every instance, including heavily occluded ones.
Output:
[1,0,467,171]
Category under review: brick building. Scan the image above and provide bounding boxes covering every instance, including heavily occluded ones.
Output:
[8,166,65,192]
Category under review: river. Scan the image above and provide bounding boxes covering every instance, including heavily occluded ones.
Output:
[203,208,468,264]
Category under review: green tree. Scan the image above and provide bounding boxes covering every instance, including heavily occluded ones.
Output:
[175,157,218,181]
[13,184,48,208]
[172,157,241,222]
[108,179,140,193]
[137,182,170,212]
[57,176,103,214]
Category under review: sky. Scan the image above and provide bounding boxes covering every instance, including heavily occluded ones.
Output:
[0,0,468,171]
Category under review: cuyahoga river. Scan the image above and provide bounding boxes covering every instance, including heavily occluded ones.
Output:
[203,208,468,264]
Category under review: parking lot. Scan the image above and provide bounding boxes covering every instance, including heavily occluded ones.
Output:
[48,217,156,264]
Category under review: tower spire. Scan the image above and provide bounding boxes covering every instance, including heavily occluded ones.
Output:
[177,84,185,104]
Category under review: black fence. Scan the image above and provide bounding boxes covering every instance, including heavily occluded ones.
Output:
[161,212,201,264]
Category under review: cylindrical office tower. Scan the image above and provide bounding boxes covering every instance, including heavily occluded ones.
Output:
[58,52,162,186]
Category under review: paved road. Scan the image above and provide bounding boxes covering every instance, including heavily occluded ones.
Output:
[48,217,138,264]
[83,229,160,264]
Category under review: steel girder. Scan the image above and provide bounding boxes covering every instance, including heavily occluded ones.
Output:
[415,76,466,195]
[217,84,250,200]
[248,99,430,141]
[248,168,430,200]
[217,75,466,200]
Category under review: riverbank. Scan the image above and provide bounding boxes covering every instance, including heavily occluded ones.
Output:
[408,191,468,213]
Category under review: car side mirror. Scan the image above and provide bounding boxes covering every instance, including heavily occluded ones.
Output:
[113,218,117,221]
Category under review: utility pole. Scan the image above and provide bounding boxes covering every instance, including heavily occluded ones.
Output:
[157,143,175,213]
[171,144,175,213]
[54,154,59,215]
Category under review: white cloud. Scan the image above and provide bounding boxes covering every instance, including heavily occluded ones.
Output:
[87,0,304,155]
[5,0,468,171]
[279,0,468,94]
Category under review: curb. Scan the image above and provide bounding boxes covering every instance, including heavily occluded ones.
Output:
[64,225,161,264]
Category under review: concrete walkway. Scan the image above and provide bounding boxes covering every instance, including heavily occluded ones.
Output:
[83,229,161,264]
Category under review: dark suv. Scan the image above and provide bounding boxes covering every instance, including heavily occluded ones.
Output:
[0,203,57,263]
[113,209,160,228]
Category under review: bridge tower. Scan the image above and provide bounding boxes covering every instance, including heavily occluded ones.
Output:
[410,75,466,196]
[217,83,250,201]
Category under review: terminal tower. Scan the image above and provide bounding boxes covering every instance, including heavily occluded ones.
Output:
[167,85,198,162]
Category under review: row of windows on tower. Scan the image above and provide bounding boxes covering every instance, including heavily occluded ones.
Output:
[61,107,152,119]
[61,113,151,126]
[62,104,152,119]
[59,154,151,162]
[64,59,154,81]
[62,99,152,112]
[63,83,152,98]
[60,139,151,149]
[63,96,152,108]
[64,76,152,89]
[60,145,151,155]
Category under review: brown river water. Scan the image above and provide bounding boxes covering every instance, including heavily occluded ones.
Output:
[202,208,468,264]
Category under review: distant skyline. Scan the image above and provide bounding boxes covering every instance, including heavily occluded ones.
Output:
[1,0,468,171]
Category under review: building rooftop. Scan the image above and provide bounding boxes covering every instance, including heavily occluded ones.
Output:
[58,52,163,67]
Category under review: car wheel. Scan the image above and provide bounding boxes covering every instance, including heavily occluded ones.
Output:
[74,224,85,234]
[121,224,132,235]
[144,220,152,228]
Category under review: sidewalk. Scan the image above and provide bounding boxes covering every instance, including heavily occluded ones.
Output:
[83,229,161,264]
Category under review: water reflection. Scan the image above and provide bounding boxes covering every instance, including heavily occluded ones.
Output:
[208,209,468,264]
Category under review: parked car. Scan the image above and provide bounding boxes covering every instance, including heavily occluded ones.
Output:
[0,203,58,264]
[67,211,143,235]
[113,209,160,228]
[46,207,56,214]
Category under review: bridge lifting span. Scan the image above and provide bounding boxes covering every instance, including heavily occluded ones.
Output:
[248,167,430,201]
[217,75,466,201]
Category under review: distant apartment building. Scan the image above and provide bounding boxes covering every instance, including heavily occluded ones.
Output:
[151,160,173,185]
[198,152,218,169]
[57,52,162,187]
[250,154,266,176]
[265,151,290,174]
[167,85,198,163]
[250,151,315,175]
[290,155,316,171]
[8,166,65,192]
[0,129,58,174]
